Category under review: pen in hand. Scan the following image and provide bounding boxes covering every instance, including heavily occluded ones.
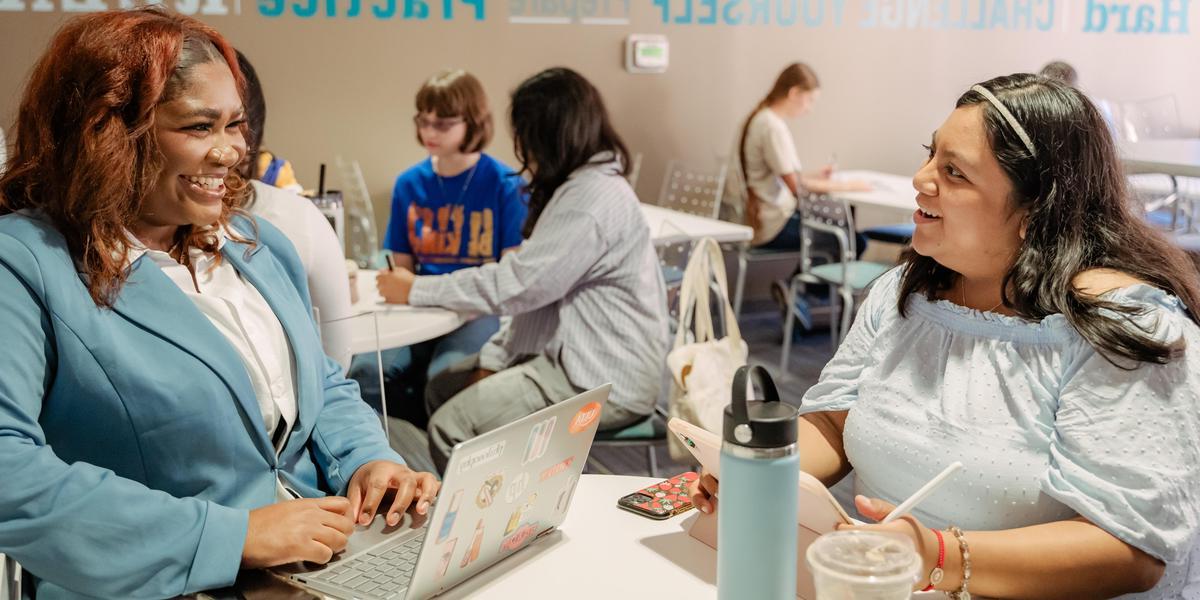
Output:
[879,461,963,525]
[385,254,395,272]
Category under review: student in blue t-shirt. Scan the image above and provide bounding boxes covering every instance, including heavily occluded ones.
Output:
[351,70,526,426]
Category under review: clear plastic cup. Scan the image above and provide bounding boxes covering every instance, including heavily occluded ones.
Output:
[806,530,920,600]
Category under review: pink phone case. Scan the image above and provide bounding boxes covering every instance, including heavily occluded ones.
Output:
[619,472,697,519]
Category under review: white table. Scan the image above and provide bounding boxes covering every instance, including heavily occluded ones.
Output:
[832,170,917,214]
[222,475,948,599]
[640,203,753,246]
[346,270,465,355]
[1120,139,1200,178]
[438,474,715,598]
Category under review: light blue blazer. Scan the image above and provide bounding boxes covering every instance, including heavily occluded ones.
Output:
[0,212,404,599]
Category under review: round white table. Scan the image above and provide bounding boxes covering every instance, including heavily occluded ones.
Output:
[346,270,465,355]
[641,203,753,246]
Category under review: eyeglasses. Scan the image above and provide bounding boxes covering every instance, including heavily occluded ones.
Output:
[413,115,465,133]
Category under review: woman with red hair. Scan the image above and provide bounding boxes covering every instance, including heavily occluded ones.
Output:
[0,8,437,597]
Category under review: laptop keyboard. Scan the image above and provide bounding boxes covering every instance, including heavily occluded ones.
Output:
[306,533,425,598]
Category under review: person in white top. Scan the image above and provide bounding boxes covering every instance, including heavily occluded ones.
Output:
[236,50,355,371]
[722,63,874,322]
[723,63,870,245]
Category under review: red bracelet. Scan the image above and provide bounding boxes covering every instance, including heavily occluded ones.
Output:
[922,528,946,592]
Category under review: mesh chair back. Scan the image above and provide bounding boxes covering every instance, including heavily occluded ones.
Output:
[1120,95,1183,142]
[657,159,727,219]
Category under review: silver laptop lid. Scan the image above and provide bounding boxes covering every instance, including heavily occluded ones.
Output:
[406,384,610,599]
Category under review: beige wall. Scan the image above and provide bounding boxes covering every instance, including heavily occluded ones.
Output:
[3,2,1199,240]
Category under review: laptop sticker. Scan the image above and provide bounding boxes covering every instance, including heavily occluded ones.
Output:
[436,538,457,579]
[555,473,579,513]
[436,489,464,543]
[521,417,557,465]
[505,493,539,535]
[568,401,602,434]
[539,455,574,481]
[499,523,539,553]
[460,519,485,568]
[475,473,504,509]
[504,471,530,504]
[457,440,505,474]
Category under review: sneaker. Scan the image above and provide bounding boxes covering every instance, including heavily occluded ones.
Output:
[772,279,813,331]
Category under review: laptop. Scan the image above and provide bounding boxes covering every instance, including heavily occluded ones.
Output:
[282,384,610,600]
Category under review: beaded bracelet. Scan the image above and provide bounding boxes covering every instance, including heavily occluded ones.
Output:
[947,525,972,600]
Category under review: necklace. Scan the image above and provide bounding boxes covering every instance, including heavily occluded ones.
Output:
[434,157,480,206]
[960,278,1004,313]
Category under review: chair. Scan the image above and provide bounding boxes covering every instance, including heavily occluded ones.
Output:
[588,406,669,477]
[1,555,19,600]
[626,152,644,189]
[657,159,726,219]
[334,156,380,268]
[656,227,693,327]
[780,194,891,371]
[861,222,915,245]
[722,157,809,317]
[1117,96,1196,232]
[1119,95,1184,142]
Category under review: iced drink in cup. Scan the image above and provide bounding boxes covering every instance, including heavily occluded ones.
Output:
[807,530,920,600]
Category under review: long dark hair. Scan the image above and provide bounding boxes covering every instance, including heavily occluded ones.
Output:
[236,49,266,183]
[509,67,629,238]
[738,63,819,187]
[899,73,1200,366]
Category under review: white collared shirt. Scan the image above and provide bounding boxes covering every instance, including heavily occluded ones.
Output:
[125,227,298,498]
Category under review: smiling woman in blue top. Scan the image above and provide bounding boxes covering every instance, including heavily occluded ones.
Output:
[0,8,437,598]
[362,70,526,425]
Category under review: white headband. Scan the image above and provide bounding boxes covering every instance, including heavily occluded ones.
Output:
[971,84,1037,158]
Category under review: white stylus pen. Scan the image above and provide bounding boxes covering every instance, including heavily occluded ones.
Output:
[879,461,963,524]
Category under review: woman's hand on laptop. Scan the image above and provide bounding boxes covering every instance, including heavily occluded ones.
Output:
[347,461,441,527]
[241,497,356,568]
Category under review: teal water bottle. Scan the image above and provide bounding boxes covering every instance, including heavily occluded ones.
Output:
[718,365,800,600]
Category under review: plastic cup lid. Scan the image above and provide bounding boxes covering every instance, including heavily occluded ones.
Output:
[806,530,920,580]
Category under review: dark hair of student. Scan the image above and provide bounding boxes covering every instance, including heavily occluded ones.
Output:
[509,67,630,238]
[1038,60,1078,87]
[235,49,266,184]
[897,73,1200,367]
[737,63,819,186]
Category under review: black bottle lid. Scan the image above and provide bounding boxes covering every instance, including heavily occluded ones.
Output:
[723,365,799,449]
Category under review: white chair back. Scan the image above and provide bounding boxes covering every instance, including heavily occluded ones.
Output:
[657,159,727,219]
[334,156,381,268]
[1119,95,1183,142]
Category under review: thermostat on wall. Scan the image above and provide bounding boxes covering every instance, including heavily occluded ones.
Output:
[625,35,668,74]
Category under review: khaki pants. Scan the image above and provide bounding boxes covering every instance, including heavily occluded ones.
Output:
[425,353,644,472]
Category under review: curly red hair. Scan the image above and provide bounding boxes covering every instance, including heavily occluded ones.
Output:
[0,7,250,307]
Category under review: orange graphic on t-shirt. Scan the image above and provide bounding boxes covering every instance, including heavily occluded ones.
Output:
[407,204,495,259]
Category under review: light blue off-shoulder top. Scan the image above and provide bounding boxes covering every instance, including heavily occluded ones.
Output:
[800,267,1200,597]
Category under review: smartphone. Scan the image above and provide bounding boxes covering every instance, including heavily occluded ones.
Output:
[616,471,698,520]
